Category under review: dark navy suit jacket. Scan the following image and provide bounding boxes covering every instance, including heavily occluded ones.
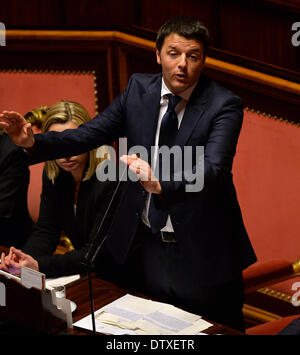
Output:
[30,73,257,286]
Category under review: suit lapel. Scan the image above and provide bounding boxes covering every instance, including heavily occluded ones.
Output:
[141,78,162,155]
[174,76,208,148]
[139,74,208,154]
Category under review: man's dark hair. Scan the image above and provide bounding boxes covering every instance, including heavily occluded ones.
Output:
[156,16,210,57]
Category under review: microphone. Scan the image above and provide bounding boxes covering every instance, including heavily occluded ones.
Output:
[83,165,128,267]
[81,163,128,335]
[84,153,140,266]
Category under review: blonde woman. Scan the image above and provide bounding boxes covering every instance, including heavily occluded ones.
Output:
[0,101,117,277]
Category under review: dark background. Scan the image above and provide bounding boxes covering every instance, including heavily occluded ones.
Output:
[1,0,300,122]
[1,0,299,74]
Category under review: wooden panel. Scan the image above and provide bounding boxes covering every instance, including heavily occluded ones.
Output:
[219,0,299,70]
[1,30,300,124]
[0,0,63,28]
[62,0,140,28]
[0,0,299,74]
[139,0,221,47]
[0,0,139,29]
[117,44,160,91]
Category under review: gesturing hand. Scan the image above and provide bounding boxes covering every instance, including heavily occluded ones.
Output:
[0,111,35,148]
[120,154,162,195]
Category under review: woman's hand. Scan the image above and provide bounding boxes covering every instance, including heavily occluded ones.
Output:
[0,247,39,275]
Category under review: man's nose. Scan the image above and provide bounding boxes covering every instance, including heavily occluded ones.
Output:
[178,54,187,68]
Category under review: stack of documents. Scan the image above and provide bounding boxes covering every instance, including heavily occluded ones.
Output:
[73,294,213,335]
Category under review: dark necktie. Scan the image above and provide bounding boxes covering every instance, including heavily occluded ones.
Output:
[148,94,181,233]
[158,94,182,147]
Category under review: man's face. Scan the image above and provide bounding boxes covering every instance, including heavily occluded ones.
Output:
[156,33,205,95]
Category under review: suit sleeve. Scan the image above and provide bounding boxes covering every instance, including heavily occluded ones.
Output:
[158,95,244,200]
[29,77,136,165]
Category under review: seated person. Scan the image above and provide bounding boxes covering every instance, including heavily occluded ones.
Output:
[0,100,117,278]
[0,129,33,248]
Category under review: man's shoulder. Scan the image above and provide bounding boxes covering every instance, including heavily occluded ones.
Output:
[128,72,161,90]
[201,75,242,102]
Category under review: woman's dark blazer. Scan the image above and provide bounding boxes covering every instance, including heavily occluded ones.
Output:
[23,167,117,277]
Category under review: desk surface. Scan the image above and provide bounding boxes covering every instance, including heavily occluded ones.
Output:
[66,274,242,335]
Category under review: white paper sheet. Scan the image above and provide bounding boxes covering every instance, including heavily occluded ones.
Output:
[73,293,212,335]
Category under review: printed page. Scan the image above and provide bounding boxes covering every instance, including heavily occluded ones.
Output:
[73,293,212,335]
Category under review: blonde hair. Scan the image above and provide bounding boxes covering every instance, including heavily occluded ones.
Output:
[26,100,107,183]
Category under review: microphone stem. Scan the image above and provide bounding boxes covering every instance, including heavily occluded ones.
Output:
[87,265,96,335]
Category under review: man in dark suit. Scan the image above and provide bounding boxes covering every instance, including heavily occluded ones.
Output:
[0,16,256,331]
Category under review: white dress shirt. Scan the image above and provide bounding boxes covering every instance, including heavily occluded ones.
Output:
[142,78,197,232]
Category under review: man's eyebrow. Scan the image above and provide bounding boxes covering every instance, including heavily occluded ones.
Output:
[167,45,202,52]
[167,45,178,50]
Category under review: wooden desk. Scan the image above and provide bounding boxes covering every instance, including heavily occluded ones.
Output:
[67,274,242,335]
[0,246,242,335]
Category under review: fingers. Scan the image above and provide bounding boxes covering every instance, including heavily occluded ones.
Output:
[10,246,25,259]
[120,154,138,166]
[126,157,148,180]
[0,115,9,129]
[120,154,141,175]
[1,110,24,121]
[0,252,9,271]
[6,248,22,275]
[120,154,157,182]
[0,249,22,275]
[0,111,26,129]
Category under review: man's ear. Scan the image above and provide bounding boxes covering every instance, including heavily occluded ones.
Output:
[156,49,161,65]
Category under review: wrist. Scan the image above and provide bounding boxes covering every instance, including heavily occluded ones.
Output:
[155,181,162,195]
[22,139,35,154]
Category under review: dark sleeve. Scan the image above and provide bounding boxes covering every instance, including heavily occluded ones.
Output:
[29,76,135,165]
[23,169,61,257]
[34,180,118,278]
[0,143,32,247]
